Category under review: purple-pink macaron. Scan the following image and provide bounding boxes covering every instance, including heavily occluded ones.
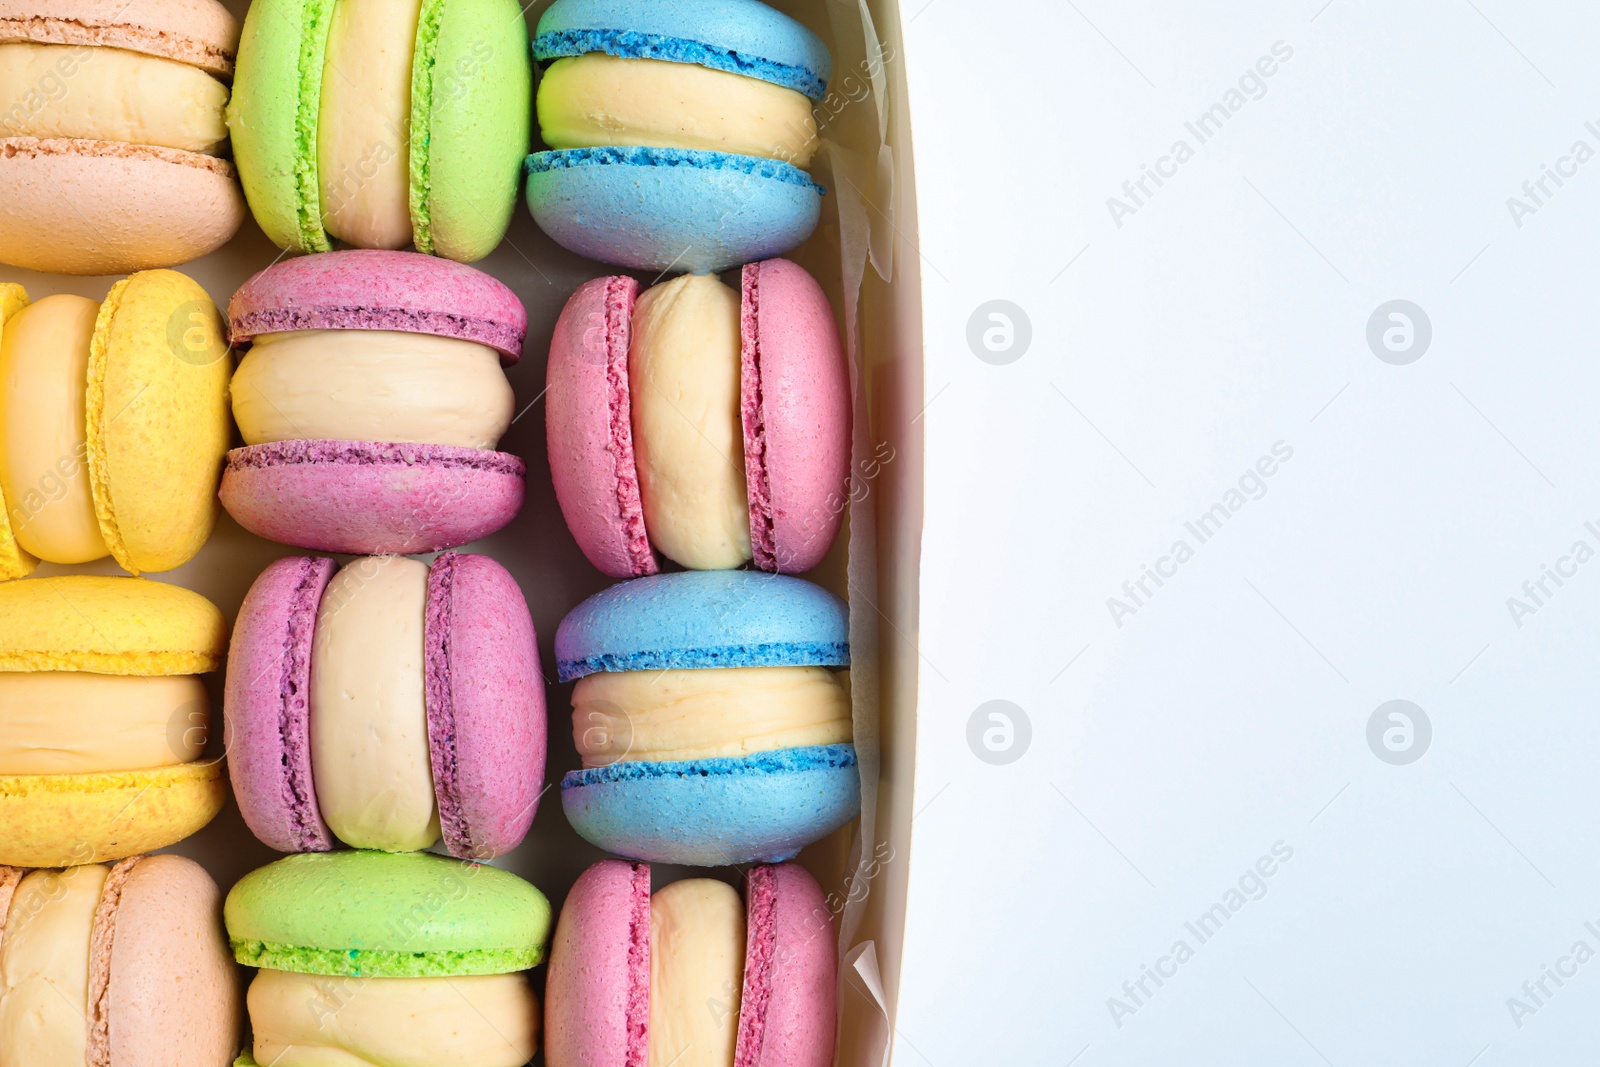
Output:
[547,258,850,577]
[223,550,546,860]
[221,250,528,555]
[544,860,836,1067]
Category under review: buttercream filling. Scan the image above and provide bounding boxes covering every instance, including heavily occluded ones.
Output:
[316,0,423,248]
[0,865,107,1067]
[630,274,750,570]
[0,42,229,154]
[648,878,744,1067]
[0,294,107,565]
[232,330,514,449]
[538,54,819,167]
[574,665,851,768]
[247,969,539,1067]
[310,556,440,852]
[0,673,208,775]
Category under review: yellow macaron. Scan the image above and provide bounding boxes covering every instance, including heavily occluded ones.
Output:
[0,575,228,867]
[0,271,230,581]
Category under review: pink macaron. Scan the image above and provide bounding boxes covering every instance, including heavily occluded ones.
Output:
[547,258,850,577]
[544,860,836,1067]
[223,551,545,860]
[220,250,528,555]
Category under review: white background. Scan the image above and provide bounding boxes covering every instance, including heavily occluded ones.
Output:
[897,1,1600,1064]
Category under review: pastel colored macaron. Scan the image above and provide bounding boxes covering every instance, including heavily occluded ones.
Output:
[229,0,531,261]
[549,259,849,576]
[526,0,831,271]
[0,855,240,1067]
[225,551,546,859]
[0,576,228,868]
[226,850,550,1067]
[219,250,528,555]
[0,273,230,580]
[546,860,836,1067]
[557,570,858,866]
[0,0,246,274]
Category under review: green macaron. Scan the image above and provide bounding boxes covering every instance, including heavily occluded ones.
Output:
[224,850,551,977]
[227,0,531,262]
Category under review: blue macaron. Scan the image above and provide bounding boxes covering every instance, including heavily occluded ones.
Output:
[556,570,859,865]
[526,0,832,272]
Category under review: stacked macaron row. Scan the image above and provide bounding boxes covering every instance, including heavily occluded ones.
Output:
[530,10,854,1060]
[0,575,242,1065]
[215,243,553,1063]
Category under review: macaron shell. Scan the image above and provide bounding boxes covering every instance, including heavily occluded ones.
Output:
[736,864,836,1067]
[0,0,242,76]
[533,0,832,98]
[227,249,528,361]
[0,760,226,867]
[555,570,850,682]
[102,855,241,1067]
[0,575,227,675]
[89,269,230,575]
[546,275,658,578]
[227,0,335,253]
[412,0,531,261]
[0,283,38,581]
[223,555,337,853]
[224,850,552,978]
[543,859,649,1067]
[559,743,861,865]
[425,552,546,860]
[219,440,526,555]
[0,139,245,275]
[741,259,849,574]
[525,147,823,273]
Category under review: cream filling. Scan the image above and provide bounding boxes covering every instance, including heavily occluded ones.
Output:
[0,42,229,154]
[231,330,515,448]
[317,0,422,248]
[574,665,851,768]
[629,274,750,570]
[0,294,107,565]
[310,556,439,852]
[648,879,744,1067]
[538,54,819,167]
[0,673,208,775]
[0,865,108,1067]
[248,970,539,1067]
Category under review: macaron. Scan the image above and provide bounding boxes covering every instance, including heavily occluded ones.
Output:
[549,259,849,577]
[545,859,837,1067]
[0,854,240,1066]
[526,0,831,271]
[219,250,528,555]
[557,570,858,866]
[0,575,228,868]
[226,850,550,1067]
[225,551,546,859]
[0,273,230,580]
[0,0,246,274]
[229,0,531,261]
